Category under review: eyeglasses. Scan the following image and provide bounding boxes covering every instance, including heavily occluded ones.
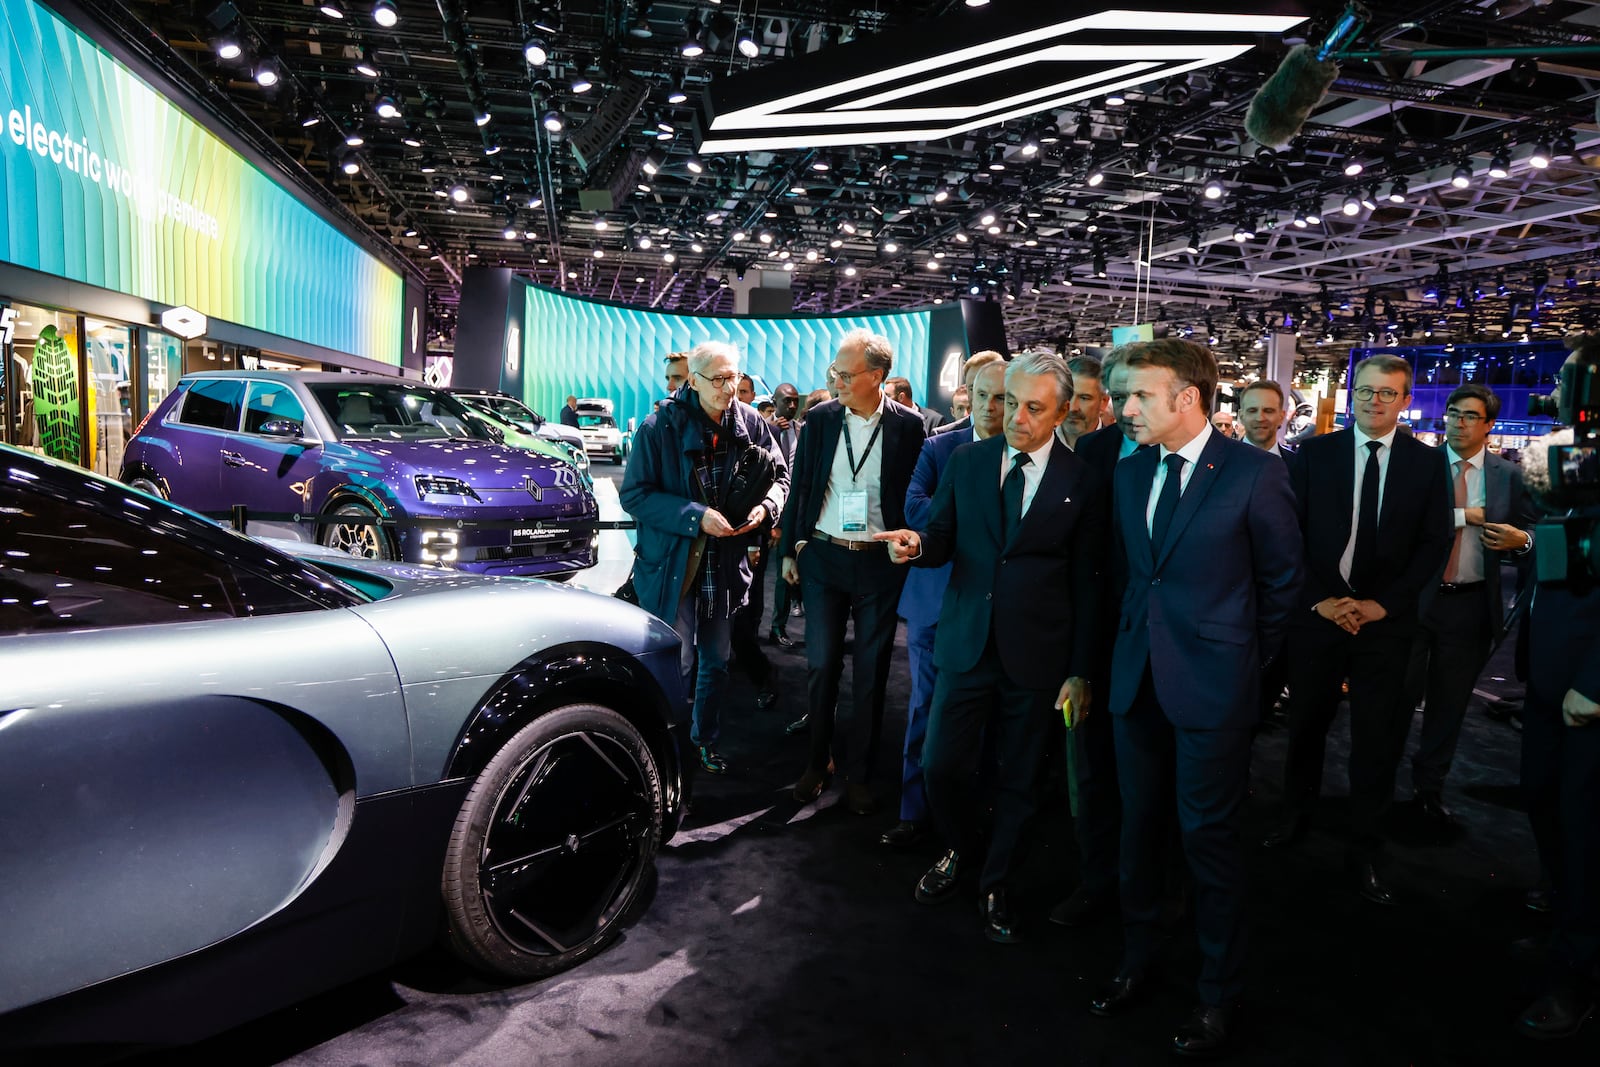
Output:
[1353,386,1403,403]
[695,371,738,390]
[1443,408,1486,424]
[831,367,870,387]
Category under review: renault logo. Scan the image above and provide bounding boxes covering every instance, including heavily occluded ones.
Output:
[525,476,544,500]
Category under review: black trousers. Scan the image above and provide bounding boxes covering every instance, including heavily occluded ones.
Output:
[1282,619,1414,848]
[922,636,1055,891]
[1522,685,1600,984]
[1401,588,1493,794]
[1115,669,1252,1006]
[1072,678,1121,898]
[771,559,796,631]
[797,539,905,784]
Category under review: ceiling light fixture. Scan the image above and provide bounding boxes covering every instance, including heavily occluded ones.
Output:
[1528,139,1552,169]
[1450,160,1472,188]
[449,182,469,203]
[1184,230,1201,253]
[681,14,706,57]
[213,33,243,61]
[355,60,380,78]
[666,77,689,105]
[523,37,549,67]
[252,57,281,87]
[1488,149,1510,178]
[371,0,398,29]
[737,27,760,58]
[1386,177,1408,203]
[571,72,593,94]
[374,95,401,120]
[319,3,345,19]
[338,151,360,176]
[1341,153,1364,177]
[1203,175,1225,200]
[542,109,564,132]
[1342,194,1361,215]
[1086,164,1105,187]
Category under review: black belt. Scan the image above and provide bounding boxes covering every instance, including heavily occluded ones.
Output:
[810,530,885,552]
[1438,581,1485,595]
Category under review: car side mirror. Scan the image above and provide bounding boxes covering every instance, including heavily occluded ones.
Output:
[258,418,305,439]
[485,424,506,443]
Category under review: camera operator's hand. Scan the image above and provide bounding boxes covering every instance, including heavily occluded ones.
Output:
[1481,522,1531,553]
[1562,688,1600,727]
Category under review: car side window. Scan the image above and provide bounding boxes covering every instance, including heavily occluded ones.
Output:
[0,480,323,634]
[178,378,247,431]
[243,381,308,434]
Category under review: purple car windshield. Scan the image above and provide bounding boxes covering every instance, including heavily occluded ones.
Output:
[309,384,495,442]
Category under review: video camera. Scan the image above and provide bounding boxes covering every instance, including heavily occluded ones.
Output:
[1524,331,1600,588]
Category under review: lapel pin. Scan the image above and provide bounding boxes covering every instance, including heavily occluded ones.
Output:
[1206,463,1215,470]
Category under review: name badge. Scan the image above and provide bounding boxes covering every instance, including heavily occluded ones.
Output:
[840,489,869,533]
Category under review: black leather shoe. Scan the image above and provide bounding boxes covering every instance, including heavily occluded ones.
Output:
[784,712,809,736]
[1515,987,1594,1040]
[755,683,778,710]
[1048,885,1111,927]
[769,627,794,648]
[697,746,729,775]
[846,783,877,816]
[879,820,926,849]
[1261,813,1308,849]
[914,850,960,904]
[981,887,1021,944]
[1356,859,1399,907]
[1172,1003,1235,1058]
[1416,790,1456,828]
[1088,973,1145,1017]
[792,767,827,803]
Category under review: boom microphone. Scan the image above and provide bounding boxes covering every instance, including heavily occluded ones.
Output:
[1244,44,1341,148]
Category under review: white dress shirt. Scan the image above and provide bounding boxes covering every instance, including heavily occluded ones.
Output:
[1118,432,1140,460]
[816,393,887,541]
[1445,444,1487,583]
[1338,426,1399,585]
[1002,436,1055,520]
[1145,423,1213,535]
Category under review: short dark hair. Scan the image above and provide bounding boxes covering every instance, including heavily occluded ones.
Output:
[1353,353,1414,396]
[664,351,688,365]
[1066,355,1103,384]
[1446,383,1501,422]
[1240,380,1285,406]
[1114,338,1219,410]
[884,376,913,400]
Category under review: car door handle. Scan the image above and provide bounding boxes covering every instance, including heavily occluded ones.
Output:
[221,450,247,467]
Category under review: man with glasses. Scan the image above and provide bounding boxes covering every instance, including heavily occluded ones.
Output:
[622,342,789,776]
[779,329,926,814]
[1265,355,1454,907]
[1400,385,1534,830]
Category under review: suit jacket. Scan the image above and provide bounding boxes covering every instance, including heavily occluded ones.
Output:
[1109,432,1304,730]
[933,414,971,437]
[918,405,946,435]
[1418,446,1536,630]
[559,405,580,428]
[897,425,973,627]
[1075,425,1133,485]
[1289,428,1453,627]
[772,419,800,470]
[778,397,925,560]
[915,436,1106,689]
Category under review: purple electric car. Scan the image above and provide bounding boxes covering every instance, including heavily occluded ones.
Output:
[121,371,598,577]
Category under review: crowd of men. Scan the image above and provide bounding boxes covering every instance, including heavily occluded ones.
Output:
[620,332,1599,1057]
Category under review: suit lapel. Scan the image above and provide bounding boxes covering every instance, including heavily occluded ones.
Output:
[1486,452,1510,520]
[1153,432,1231,571]
[1121,445,1158,573]
[971,435,1006,549]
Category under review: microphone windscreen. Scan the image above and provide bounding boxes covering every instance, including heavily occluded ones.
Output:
[1245,44,1341,148]
[1521,428,1569,499]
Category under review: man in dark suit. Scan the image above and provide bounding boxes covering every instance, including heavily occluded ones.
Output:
[1402,385,1535,828]
[931,350,1005,438]
[768,383,803,648]
[881,361,1009,849]
[886,376,945,435]
[1238,380,1293,460]
[1087,339,1302,1058]
[877,352,1106,943]
[1265,355,1454,907]
[559,395,580,428]
[1058,355,1108,450]
[1048,347,1141,928]
[780,329,925,814]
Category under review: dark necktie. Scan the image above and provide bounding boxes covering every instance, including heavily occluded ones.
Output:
[1350,440,1383,593]
[1002,452,1031,540]
[1149,454,1186,553]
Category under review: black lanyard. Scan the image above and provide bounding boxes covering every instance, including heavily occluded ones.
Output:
[842,418,882,484]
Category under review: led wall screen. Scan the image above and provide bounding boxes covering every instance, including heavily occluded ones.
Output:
[0,0,403,364]
[520,283,938,428]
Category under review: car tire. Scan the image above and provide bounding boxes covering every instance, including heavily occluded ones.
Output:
[127,476,167,500]
[318,501,395,560]
[442,703,664,979]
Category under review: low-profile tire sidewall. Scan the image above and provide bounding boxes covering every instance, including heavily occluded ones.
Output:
[442,703,663,980]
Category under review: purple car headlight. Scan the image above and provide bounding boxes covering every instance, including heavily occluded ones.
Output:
[414,474,481,501]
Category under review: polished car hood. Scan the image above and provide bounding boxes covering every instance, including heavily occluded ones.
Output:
[338,438,581,491]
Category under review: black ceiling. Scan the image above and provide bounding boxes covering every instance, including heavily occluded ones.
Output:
[81,0,1600,367]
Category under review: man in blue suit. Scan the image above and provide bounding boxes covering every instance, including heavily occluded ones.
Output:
[882,361,1009,848]
[1087,339,1303,1058]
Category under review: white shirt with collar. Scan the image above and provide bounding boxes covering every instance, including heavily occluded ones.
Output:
[1444,444,1487,583]
[816,393,887,541]
[1002,435,1055,520]
[1338,425,1399,585]
[1118,432,1140,460]
[1145,422,1214,535]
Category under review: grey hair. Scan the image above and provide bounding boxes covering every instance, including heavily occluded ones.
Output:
[688,340,739,376]
[1006,351,1073,406]
[839,328,894,375]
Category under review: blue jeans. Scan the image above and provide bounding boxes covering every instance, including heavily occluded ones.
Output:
[674,594,732,748]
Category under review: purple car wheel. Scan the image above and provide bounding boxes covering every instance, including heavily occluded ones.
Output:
[319,501,395,561]
[442,704,663,979]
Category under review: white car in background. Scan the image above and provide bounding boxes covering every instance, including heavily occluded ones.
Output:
[576,398,629,464]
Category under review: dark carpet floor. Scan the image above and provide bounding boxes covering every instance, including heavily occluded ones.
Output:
[129,592,1595,1067]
